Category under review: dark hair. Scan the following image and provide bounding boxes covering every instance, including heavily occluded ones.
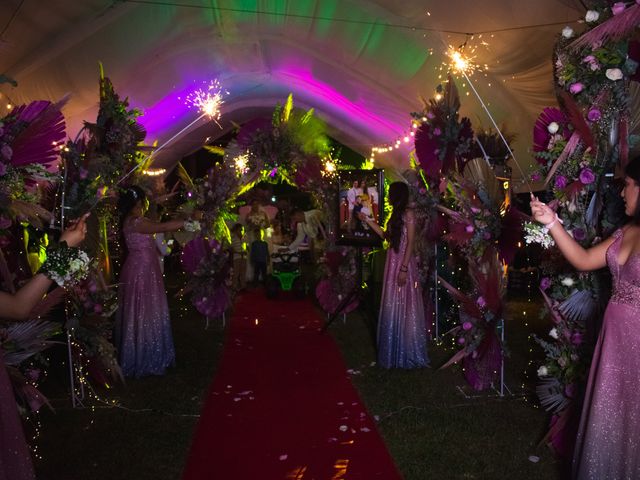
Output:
[231,223,244,234]
[117,186,146,223]
[625,156,640,224]
[386,182,409,253]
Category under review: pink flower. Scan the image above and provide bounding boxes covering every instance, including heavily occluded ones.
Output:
[462,321,473,330]
[531,172,542,182]
[579,167,595,184]
[458,337,466,345]
[612,2,626,15]
[79,168,89,180]
[540,277,551,290]
[571,332,584,345]
[569,83,584,94]
[477,296,487,308]
[465,224,474,233]
[433,127,442,136]
[587,108,601,122]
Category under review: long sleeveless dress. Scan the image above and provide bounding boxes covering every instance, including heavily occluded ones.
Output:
[377,212,429,368]
[573,228,640,479]
[115,217,175,377]
[0,353,35,480]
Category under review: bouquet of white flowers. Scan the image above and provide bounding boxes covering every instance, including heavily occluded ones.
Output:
[39,242,91,287]
[184,219,201,232]
[524,221,555,249]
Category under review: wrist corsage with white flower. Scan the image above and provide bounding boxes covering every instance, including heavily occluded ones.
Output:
[39,242,91,287]
[524,221,555,249]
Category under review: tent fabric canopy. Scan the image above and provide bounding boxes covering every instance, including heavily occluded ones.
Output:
[0,0,586,184]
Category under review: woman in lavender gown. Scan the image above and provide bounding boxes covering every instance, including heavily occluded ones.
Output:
[0,216,88,480]
[115,187,187,378]
[360,181,428,368]
[531,156,640,479]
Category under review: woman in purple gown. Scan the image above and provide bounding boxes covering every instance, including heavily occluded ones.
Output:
[531,156,640,479]
[115,187,187,378]
[0,216,88,480]
[361,182,428,368]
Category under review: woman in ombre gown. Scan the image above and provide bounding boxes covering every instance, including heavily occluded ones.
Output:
[115,187,187,378]
[360,181,428,369]
[0,216,88,480]
[531,156,640,479]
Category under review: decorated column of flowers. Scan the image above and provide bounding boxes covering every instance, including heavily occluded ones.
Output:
[528,1,639,456]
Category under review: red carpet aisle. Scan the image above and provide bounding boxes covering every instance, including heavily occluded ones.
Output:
[182,289,401,480]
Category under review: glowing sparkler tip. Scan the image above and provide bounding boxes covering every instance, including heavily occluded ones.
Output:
[185,79,228,120]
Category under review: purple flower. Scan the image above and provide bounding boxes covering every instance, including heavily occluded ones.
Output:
[554,175,568,189]
[571,332,583,345]
[582,55,596,63]
[93,304,103,314]
[462,321,473,331]
[458,337,466,345]
[579,168,595,185]
[465,224,474,233]
[612,2,626,15]
[587,108,601,122]
[483,231,491,240]
[540,277,552,290]
[433,127,442,136]
[0,162,6,176]
[426,112,435,119]
[0,144,12,160]
[0,216,11,229]
[419,188,427,194]
[477,296,487,308]
[569,83,584,94]
[572,228,586,241]
[531,172,542,182]
[79,168,89,180]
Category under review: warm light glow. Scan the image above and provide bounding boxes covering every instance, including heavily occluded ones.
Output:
[434,93,443,101]
[234,153,250,174]
[143,168,166,176]
[185,79,228,121]
[325,160,336,172]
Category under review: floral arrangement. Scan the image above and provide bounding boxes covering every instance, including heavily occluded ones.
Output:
[412,78,474,182]
[39,242,91,288]
[0,100,66,228]
[530,1,638,455]
[181,236,232,319]
[523,221,555,249]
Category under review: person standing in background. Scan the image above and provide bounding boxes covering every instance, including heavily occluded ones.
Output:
[250,228,269,285]
[230,223,247,292]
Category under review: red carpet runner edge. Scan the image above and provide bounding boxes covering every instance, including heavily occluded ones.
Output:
[182,289,402,479]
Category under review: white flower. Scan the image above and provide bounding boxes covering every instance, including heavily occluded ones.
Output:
[523,222,555,249]
[537,366,549,377]
[585,10,600,22]
[561,277,575,287]
[547,122,559,134]
[605,68,623,81]
[562,26,574,38]
[184,220,201,232]
[549,328,559,339]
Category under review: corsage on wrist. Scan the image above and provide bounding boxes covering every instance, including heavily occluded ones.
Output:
[39,242,91,287]
[399,265,408,272]
[184,219,202,232]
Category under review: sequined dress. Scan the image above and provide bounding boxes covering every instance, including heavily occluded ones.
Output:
[377,212,428,368]
[573,228,640,479]
[115,217,175,377]
[0,353,35,480]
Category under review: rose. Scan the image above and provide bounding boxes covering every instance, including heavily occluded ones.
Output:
[549,328,559,339]
[547,122,559,134]
[462,321,473,331]
[537,366,549,377]
[562,26,574,38]
[0,144,12,160]
[571,332,584,345]
[579,167,596,185]
[540,277,552,290]
[585,10,600,22]
[611,2,626,15]
[587,109,601,122]
[569,83,584,94]
[465,224,474,233]
[561,277,575,287]
[554,175,568,189]
[572,228,586,241]
[606,68,623,81]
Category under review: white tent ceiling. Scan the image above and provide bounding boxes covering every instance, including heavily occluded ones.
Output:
[0,0,586,185]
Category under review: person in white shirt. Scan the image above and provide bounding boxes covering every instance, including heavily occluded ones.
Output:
[288,209,326,252]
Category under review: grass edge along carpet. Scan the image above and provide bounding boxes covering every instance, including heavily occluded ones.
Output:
[182,289,402,479]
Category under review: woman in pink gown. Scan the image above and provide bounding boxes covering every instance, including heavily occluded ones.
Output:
[531,156,640,479]
[115,187,187,378]
[360,182,428,369]
[0,216,88,480]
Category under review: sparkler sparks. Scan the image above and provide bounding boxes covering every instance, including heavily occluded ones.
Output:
[185,79,228,121]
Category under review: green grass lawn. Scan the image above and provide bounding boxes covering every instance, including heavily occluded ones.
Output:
[34,289,565,479]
